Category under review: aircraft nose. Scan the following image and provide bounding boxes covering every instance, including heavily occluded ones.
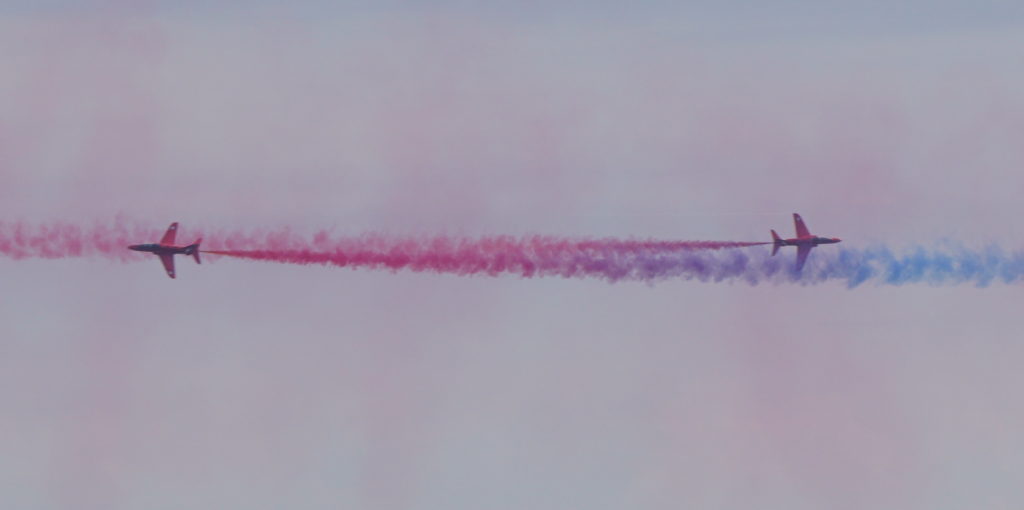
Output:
[834,238,842,242]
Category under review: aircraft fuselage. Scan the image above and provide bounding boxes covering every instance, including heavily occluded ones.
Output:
[128,243,196,256]
[776,236,841,247]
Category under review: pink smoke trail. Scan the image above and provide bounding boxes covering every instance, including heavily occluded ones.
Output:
[0,220,159,262]
[204,237,768,280]
[11,220,1020,287]
[0,220,765,281]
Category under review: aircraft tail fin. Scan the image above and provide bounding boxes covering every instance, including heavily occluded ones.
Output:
[771,230,781,256]
[188,238,202,264]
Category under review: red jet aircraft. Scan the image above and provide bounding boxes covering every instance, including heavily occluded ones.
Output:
[128,222,202,279]
[770,213,841,271]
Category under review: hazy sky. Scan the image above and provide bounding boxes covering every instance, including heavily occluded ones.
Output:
[2,2,1024,509]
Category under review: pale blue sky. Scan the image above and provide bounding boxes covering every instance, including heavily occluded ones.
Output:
[1,2,1023,509]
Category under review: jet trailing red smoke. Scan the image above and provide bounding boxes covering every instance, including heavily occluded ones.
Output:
[0,220,766,281]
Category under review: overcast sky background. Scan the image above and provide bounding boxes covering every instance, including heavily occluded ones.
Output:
[2,1,1024,509]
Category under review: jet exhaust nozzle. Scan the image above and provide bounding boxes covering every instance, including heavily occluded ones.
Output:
[188,239,202,264]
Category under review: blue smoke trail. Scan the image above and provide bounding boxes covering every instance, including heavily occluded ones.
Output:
[3,219,1022,286]
[636,244,1024,287]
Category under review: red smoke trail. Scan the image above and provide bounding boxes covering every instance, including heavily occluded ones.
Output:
[203,237,769,279]
[7,221,1023,286]
[0,220,160,262]
[0,220,767,281]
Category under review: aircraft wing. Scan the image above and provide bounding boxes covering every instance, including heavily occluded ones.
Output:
[793,213,811,238]
[795,244,812,272]
[158,254,176,279]
[159,222,178,245]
